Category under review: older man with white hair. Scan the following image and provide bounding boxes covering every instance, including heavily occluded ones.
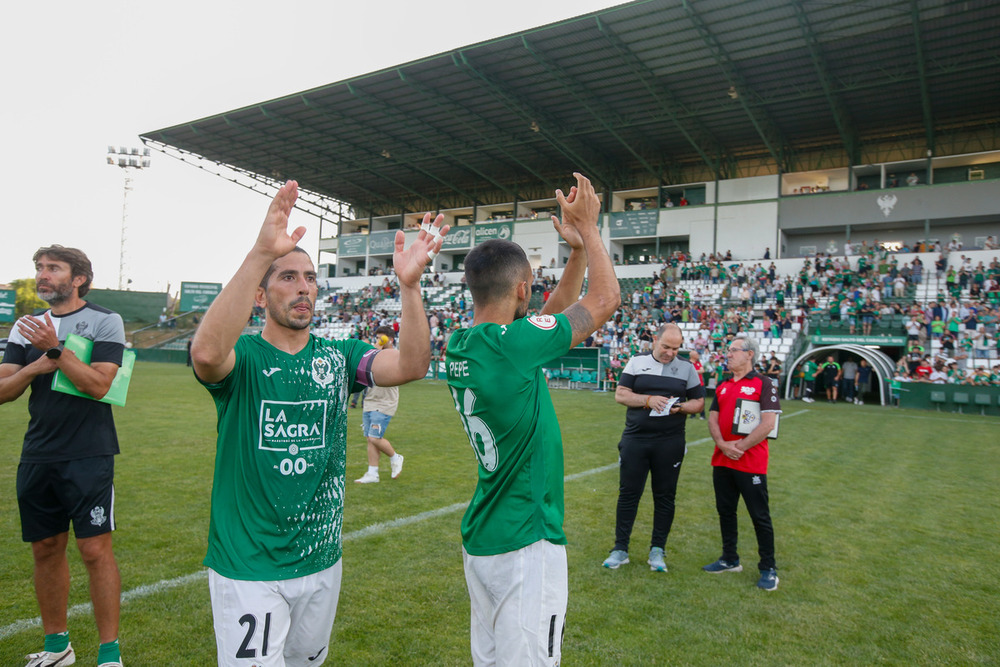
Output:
[704,334,782,591]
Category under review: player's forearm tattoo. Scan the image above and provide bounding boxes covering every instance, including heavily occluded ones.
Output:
[564,304,595,340]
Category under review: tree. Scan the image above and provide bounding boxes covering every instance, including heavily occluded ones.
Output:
[11,279,46,317]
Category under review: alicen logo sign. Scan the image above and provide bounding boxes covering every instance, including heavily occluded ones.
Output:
[474,222,514,245]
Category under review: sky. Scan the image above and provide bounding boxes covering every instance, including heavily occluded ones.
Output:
[0,0,624,295]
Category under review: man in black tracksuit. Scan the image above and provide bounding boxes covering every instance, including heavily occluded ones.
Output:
[601,323,705,572]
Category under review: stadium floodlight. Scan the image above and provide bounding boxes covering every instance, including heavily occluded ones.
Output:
[107,145,152,290]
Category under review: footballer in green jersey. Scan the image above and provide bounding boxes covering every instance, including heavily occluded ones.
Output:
[192,180,447,666]
[447,313,572,555]
[446,173,620,666]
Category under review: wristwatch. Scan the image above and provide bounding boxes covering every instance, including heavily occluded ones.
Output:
[45,344,64,359]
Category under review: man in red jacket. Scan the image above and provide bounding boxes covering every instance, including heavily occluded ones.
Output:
[704,334,782,591]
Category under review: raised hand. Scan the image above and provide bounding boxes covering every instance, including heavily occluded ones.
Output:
[393,213,450,288]
[551,200,585,251]
[555,173,601,233]
[253,180,305,260]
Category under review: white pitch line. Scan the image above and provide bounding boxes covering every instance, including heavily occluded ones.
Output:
[1,409,809,639]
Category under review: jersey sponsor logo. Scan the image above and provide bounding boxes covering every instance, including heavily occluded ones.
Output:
[311,356,333,388]
[527,314,557,330]
[740,386,756,396]
[90,505,106,526]
[262,367,281,377]
[258,400,328,452]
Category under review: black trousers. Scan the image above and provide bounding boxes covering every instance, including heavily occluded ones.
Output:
[712,465,776,571]
[614,435,686,552]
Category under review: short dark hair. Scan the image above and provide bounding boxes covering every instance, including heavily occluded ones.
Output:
[260,247,310,289]
[33,245,94,297]
[374,325,395,339]
[464,240,530,306]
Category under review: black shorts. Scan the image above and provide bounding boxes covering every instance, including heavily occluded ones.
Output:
[16,456,116,543]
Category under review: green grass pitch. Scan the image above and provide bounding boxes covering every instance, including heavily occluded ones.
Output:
[1,362,998,665]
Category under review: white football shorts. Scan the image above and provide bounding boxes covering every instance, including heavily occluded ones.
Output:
[463,539,568,667]
[208,561,342,666]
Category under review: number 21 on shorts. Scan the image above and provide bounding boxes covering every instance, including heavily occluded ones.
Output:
[449,386,498,471]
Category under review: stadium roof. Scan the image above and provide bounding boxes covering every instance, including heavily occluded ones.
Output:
[142,0,1000,218]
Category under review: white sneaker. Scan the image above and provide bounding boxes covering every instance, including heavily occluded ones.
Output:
[390,454,404,479]
[354,471,379,484]
[802,397,814,403]
[98,662,123,667]
[25,645,75,666]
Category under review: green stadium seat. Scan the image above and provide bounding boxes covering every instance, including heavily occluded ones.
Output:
[952,392,970,414]
[930,391,946,411]
[974,394,992,416]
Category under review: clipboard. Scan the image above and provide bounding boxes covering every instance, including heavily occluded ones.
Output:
[51,333,136,407]
[732,398,779,439]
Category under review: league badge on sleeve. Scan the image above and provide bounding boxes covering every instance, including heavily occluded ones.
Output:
[527,315,558,330]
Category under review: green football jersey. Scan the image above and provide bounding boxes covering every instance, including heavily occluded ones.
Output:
[198,333,374,580]
[445,314,573,556]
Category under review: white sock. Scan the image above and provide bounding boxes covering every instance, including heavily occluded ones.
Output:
[391,453,402,463]
[368,465,379,475]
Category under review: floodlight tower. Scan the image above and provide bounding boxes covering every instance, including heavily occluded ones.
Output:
[106,146,151,290]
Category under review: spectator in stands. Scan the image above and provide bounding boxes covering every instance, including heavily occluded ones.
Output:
[765,352,781,387]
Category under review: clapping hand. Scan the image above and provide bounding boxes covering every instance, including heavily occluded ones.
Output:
[393,213,450,288]
[254,181,305,261]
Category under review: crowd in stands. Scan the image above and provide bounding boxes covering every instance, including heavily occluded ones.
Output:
[302,241,999,392]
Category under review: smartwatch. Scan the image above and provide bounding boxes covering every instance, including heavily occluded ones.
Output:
[45,344,64,360]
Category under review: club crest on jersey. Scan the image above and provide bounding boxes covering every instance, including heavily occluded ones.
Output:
[527,314,557,330]
[90,506,106,527]
[311,356,333,388]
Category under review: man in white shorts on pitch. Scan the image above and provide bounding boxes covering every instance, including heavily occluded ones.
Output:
[190,180,446,664]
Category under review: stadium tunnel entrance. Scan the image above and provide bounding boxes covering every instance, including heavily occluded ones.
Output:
[785,345,897,407]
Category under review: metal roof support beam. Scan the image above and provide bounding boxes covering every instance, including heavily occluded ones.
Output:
[520,36,660,182]
[396,71,561,194]
[791,0,861,165]
[252,105,450,209]
[595,17,724,179]
[681,0,793,173]
[910,0,935,154]
[276,100,478,207]
[454,50,616,188]
[143,139,355,223]
[211,116,408,212]
[337,85,506,202]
